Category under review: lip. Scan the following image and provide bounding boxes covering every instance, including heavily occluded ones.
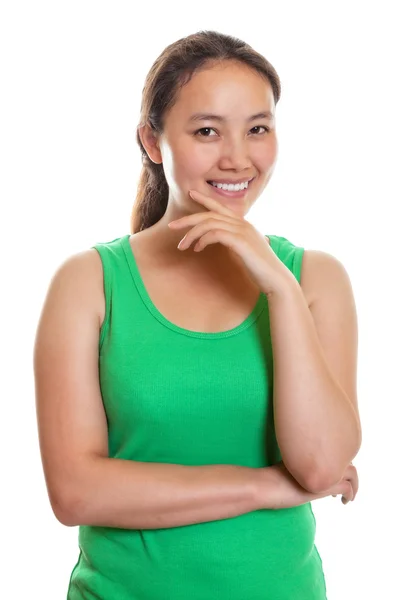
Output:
[206,177,255,199]
[207,177,255,184]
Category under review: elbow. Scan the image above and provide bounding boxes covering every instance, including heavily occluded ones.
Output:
[284,438,362,495]
[283,458,335,494]
[283,460,327,494]
[51,488,84,527]
[298,471,329,494]
[301,471,334,494]
[303,464,355,495]
[310,441,363,494]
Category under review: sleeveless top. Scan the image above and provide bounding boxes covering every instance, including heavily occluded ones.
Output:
[66,233,328,600]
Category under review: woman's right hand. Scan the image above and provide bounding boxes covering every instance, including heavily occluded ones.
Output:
[327,462,359,505]
[257,461,359,510]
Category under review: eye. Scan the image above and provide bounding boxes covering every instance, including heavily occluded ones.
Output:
[194,126,270,137]
[194,127,217,137]
[250,126,270,135]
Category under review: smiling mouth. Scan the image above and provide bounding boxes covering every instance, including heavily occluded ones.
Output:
[207,177,254,187]
[205,177,255,197]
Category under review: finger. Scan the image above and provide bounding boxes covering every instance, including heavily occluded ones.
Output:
[344,479,355,502]
[347,468,359,501]
[169,211,236,230]
[342,480,353,504]
[352,468,359,498]
[179,220,238,251]
[192,227,240,253]
[189,189,237,217]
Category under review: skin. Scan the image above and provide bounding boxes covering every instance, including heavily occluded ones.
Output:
[138,59,278,272]
[137,60,359,506]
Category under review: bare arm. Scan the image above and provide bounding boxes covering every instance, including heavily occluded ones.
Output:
[33,249,274,529]
[65,458,264,529]
[266,262,361,494]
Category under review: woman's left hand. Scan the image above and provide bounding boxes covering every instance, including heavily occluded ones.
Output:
[167,189,295,297]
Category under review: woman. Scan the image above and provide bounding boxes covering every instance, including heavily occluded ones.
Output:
[34,30,361,599]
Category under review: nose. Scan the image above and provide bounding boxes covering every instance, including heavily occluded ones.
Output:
[218,138,252,171]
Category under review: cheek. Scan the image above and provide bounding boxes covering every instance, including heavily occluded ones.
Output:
[173,142,215,180]
[253,138,278,169]
[168,135,278,183]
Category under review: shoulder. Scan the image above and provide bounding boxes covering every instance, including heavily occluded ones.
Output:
[53,248,104,286]
[45,248,105,327]
[267,233,353,310]
[301,249,352,307]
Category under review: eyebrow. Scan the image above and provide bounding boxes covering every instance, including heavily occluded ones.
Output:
[188,111,274,123]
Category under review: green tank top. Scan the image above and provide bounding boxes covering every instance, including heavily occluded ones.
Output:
[66,233,327,600]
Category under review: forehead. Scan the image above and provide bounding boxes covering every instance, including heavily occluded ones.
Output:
[170,61,275,120]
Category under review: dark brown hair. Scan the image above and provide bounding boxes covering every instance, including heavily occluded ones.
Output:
[131,30,281,233]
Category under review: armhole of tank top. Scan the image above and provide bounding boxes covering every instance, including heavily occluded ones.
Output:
[273,235,305,285]
[292,245,305,284]
[91,244,111,353]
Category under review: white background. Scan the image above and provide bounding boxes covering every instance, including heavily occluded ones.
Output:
[2,1,407,598]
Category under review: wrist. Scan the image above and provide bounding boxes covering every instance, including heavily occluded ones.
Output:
[252,465,283,511]
[265,273,299,301]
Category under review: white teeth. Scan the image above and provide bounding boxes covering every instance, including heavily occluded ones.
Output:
[209,180,250,191]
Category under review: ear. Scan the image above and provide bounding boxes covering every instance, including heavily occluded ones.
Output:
[138,124,163,164]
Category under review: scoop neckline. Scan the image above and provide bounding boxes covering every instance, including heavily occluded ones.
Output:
[121,234,269,339]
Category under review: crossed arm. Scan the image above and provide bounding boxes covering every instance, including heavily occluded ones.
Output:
[266,249,362,493]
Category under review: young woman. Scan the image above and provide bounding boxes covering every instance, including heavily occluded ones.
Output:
[34,30,361,600]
